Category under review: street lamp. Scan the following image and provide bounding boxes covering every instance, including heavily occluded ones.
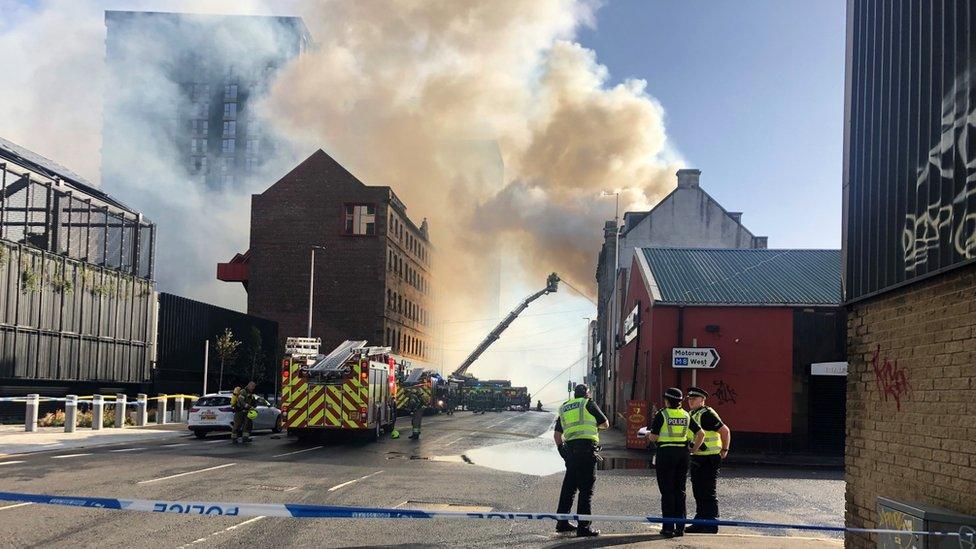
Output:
[307,245,327,338]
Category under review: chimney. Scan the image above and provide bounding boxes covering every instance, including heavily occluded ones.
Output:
[728,212,743,223]
[676,168,701,189]
[603,220,617,240]
[753,236,768,249]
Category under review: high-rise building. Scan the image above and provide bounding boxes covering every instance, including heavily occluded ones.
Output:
[102,11,311,190]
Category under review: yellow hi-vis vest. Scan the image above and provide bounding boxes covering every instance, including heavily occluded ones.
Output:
[691,406,722,455]
[657,407,691,447]
[559,397,599,443]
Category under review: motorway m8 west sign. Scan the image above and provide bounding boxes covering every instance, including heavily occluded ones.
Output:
[671,347,720,369]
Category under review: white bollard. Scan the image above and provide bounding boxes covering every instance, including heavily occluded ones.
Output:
[173,396,185,424]
[136,394,147,426]
[64,395,77,433]
[115,394,127,428]
[157,395,167,425]
[25,394,39,432]
[92,395,104,430]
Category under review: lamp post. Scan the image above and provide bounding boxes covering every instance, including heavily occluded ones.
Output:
[308,245,326,338]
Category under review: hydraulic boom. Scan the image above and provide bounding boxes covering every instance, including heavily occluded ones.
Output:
[450,273,560,379]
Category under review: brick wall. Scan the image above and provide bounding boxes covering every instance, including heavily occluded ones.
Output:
[845,263,976,547]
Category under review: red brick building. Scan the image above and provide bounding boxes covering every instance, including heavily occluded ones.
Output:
[218,150,433,361]
[617,248,845,452]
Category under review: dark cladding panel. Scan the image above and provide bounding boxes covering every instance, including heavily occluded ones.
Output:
[845,0,976,301]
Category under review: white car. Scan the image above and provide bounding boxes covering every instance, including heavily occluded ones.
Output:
[187,392,283,438]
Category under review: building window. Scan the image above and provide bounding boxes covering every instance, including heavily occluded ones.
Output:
[192,102,208,118]
[191,119,208,135]
[190,138,206,154]
[224,84,238,101]
[223,120,236,137]
[244,157,258,172]
[246,139,260,154]
[344,204,376,236]
[223,102,237,119]
[191,156,207,173]
[221,138,236,154]
[221,173,235,186]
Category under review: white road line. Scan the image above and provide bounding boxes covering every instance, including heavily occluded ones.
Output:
[0,502,33,512]
[162,443,190,448]
[328,470,384,492]
[50,453,92,459]
[109,447,146,453]
[444,437,466,446]
[273,445,324,458]
[0,460,25,466]
[180,516,266,548]
[138,463,236,485]
[203,439,226,444]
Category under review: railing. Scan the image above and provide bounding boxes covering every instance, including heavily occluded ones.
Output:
[0,394,198,433]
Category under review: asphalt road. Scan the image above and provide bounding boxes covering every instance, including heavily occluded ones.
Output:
[0,411,844,547]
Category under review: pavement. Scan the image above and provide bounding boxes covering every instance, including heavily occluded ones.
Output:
[0,424,186,456]
[0,410,845,547]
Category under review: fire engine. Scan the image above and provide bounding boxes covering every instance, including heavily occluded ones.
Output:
[280,338,397,441]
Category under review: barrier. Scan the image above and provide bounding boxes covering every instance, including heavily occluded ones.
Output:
[0,490,969,540]
[0,393,199,431]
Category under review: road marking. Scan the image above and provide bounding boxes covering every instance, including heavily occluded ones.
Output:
[328,470,384,492]
[51,453,92,459]
[273,445,324,458]
[0,502,33,511]
[162,443,190,448]
[180,515,266,548]
[138,463,236,485]
[0,460,25,466]
[109,447,146,453]
[444,437,465,446]
[203,439,226,444]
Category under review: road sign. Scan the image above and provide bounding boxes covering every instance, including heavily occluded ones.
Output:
[671,347,720,369]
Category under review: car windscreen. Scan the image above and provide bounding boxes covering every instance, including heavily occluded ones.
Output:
[194,396,231,407]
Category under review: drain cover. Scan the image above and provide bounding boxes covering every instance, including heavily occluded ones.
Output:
[397,501,492,513]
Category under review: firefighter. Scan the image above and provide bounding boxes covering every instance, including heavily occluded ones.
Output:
[536,400,543,412]
[553,383,609,538]
[647,388,705,538]
[685,386,731,534]
[408,390,424,440]
[232,381,258,444]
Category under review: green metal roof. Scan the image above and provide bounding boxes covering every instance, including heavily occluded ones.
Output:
[639,248,842,306]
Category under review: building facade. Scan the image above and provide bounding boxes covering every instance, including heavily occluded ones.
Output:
[103,11,311,190]
[844,0,976,544]
[218,150,434,362]
[595,168,768,422]
[617,248,844,453]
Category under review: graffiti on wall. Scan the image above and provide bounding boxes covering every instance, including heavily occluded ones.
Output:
[903,71,976,273]
[711,379,737,405]
[870,345,910,411]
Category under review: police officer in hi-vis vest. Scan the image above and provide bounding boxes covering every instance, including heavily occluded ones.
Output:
[647,387,705,538]
[553,384,609,537]
[685,386,731,533]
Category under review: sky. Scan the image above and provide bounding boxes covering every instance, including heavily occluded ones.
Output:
[577,0,846,249]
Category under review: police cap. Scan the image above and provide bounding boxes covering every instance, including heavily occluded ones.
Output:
[686,386,708,398]
[663,387,683,400]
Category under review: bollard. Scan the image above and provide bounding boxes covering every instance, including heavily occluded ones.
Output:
[25,394,39,432]
[115,394,127,428]
[92,395,104,431]
[157,395,168,425]
[64,395,77,433]
[136,394,147,426]
[173,396,185,424]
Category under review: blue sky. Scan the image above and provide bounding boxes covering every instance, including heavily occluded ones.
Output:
[578,0,846,249]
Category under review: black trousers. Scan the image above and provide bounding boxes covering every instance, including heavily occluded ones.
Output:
[655,446,689,533]
[690,454,721,522]
[557,442,597,528]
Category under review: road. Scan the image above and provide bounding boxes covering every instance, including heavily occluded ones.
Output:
[0,411,844,547]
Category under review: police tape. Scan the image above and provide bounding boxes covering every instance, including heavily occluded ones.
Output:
[0,491,969,539]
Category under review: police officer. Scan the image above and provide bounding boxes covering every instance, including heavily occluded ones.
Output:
[232,381,257,444]
[553,384,609,537]
[685,386,731,534]
[647,387,704,538]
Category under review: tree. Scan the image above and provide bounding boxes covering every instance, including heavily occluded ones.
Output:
[213,328,241,392]
[243,326,267,386]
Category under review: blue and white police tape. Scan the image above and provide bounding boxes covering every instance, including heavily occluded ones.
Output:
[0,491,971,539]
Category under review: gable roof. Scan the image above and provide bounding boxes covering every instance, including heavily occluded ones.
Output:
[636,248,841,306]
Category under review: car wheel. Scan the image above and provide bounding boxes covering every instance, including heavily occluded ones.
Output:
[272,415,283,433]
[193,429,207,439]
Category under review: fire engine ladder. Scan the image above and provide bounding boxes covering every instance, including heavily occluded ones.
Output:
[450,273,560,380]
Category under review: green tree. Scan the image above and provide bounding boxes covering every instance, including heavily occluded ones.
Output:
[213,328,241,392]
[243,327,267,386]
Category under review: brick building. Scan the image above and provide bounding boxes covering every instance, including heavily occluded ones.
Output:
[844,0,976,545]
[218,150,433,362]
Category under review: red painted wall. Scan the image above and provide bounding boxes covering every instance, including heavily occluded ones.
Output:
[618,257,795,433]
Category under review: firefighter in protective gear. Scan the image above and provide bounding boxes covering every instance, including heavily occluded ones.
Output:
[553,384,609,538]
[647,388,705,538]
[685,386,731,534]
[407,390,424,440]
[232,381,257,443]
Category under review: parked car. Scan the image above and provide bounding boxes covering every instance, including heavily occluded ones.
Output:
[187,392,283,438]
